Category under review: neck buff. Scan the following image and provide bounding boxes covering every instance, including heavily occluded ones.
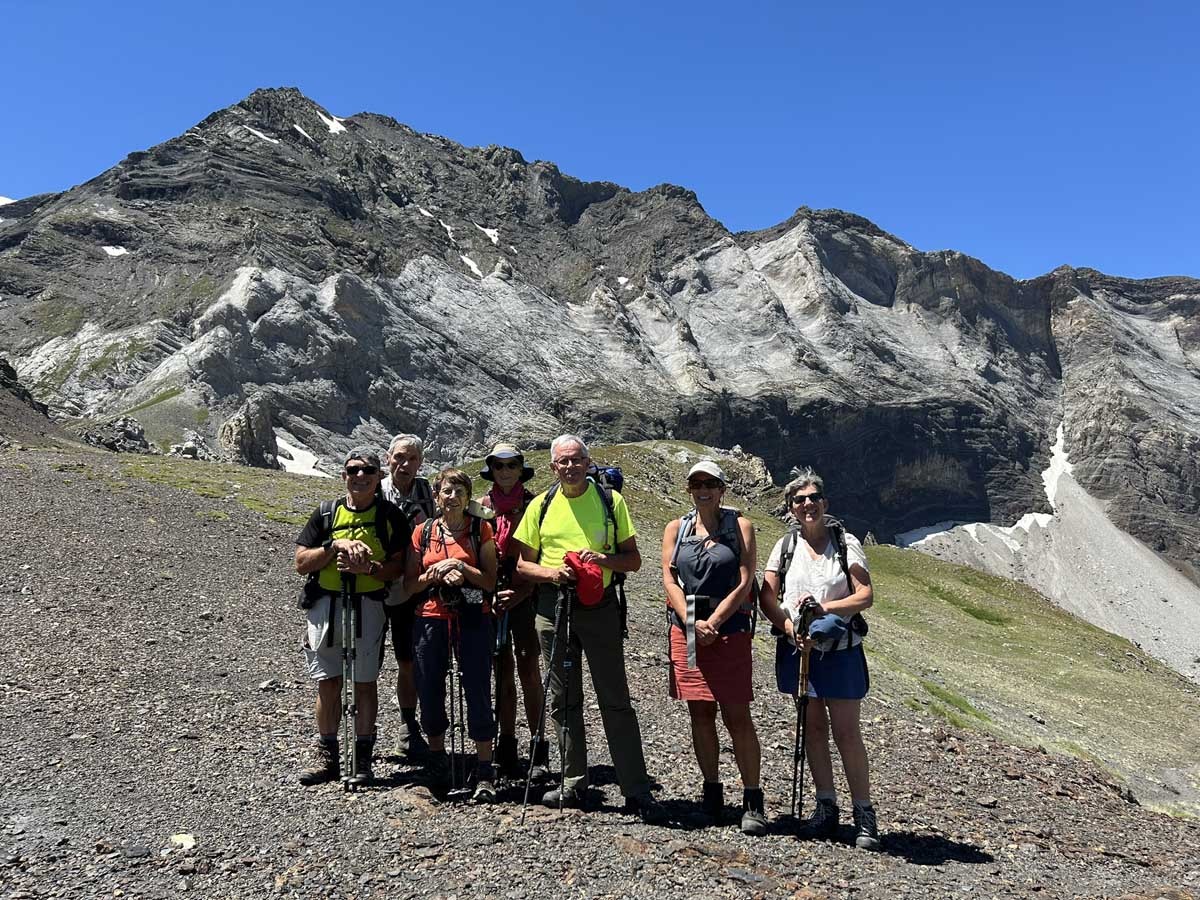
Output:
[488,483,527,556]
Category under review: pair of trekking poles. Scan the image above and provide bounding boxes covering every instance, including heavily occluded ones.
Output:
[789,603,820,824]
[338,574,361,792]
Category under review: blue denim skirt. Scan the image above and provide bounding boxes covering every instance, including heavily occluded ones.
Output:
[775,640,869,700]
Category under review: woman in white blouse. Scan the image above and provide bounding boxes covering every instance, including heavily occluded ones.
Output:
[759,468,879,851]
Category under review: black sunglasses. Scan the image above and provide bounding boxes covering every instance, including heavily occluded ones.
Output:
[492,459,523,470]
[687,478,723,490]
[344,465,379,476]
[790,492,824,504]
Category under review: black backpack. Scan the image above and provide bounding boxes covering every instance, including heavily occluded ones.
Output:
[537,476,630,638]
[668,506,759,635]
[297,497,406,608]
[776,514,868,650]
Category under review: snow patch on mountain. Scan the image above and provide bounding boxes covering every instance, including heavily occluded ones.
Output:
[293,124,315,142]
[0,196,13,205]
[473,222,499,245]
[314,109,346,135]
[903,424,1200,681]
[275,433,331,478]
[103,246,129,257]
[243,126,279,145]
[460,255,483,279]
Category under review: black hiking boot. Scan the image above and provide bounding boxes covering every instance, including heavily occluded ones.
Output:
[298,737,339,786]
[495,734,520,779]
[426,750,450,794]
[348,736,374,787]
[740,788,767,836]
[853,804,881,851]
[542,786,585,809]
[529,737,551,783]
[701,781,724,821]
[803,798,840,839]
[625,792,666,825]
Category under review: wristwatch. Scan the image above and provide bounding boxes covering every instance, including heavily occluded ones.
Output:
[368,561,382,577]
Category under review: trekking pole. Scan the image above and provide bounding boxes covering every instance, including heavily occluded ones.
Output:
[795,645,812,821]
[340,573,358,792]
[521,588,567,824]
[558,586,576,813]
[447,618,467,793]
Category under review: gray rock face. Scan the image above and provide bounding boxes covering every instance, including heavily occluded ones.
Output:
[216,392,278,468]
[0,87,1196,588]
[76,416,156,454]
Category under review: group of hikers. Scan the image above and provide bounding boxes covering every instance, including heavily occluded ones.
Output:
[293,433,880,850]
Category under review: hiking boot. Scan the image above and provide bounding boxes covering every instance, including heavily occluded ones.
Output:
[395,712,429,761]
[472,765,497,804]
[529,737,551,783]
[542,786,585,809]
[740,788,767,837]
[426,750,450,793]
[298,738,339,786]
[853,804,881,851]
[495,734,520,779]
[348,737,374,787]
[803,798,840,839]
[701,781,724,820]
[625,792,666,825]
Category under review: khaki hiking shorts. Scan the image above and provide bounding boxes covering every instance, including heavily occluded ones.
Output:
[302,592,387,682]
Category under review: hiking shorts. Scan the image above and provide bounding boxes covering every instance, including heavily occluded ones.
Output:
[775,640,869,700]
[302,592,387,682]
[501,595,540,661]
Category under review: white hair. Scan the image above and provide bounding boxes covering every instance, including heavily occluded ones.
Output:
[550,434,589,461]
[387,434,424,459]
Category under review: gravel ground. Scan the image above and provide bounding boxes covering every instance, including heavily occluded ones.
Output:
[2,448,1198,899]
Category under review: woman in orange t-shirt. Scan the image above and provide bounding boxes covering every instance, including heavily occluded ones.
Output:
[405,467,498,800]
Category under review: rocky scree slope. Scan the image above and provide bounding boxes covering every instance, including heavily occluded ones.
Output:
[0,87,1198,587]
[2,443,1199,899]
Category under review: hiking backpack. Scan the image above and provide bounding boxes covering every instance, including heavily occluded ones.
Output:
[537,474,630,638]
[418,514,490,610]
[775,514,868,650]
[297,497,406,608]
[668,506,759,635]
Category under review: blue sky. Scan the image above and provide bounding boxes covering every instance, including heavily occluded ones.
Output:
[2,0,1196,280]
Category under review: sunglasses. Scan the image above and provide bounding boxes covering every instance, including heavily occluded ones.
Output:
[687,478,723,490]
[344,466,379,476]
[790,492,824,504]
[492,459,523,470]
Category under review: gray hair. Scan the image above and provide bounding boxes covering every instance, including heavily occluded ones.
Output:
[550,434,589,462]
[387,433,424,459]
[783,466,825,505]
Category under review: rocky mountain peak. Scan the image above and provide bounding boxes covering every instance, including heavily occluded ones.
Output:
[1,87,1197,595]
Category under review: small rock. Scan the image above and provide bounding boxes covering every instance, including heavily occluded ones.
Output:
[977,796,999,808]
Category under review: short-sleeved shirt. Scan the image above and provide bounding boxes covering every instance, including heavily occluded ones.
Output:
[765,530,868,645]
[512,483,635,589]
[296,498,409,594]
[411,517,495,619]
[382,475,435,523]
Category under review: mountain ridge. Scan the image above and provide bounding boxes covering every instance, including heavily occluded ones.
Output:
[1,87,1197,594]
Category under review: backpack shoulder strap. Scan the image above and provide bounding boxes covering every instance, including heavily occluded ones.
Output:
[420,516,437,556]
[778,527,800,581]
[825,516,852,584]
[537,482,560,527]
[669,511,696,575]
[470,514,483,559]
[718,508,742,560]
[592,479,619,548]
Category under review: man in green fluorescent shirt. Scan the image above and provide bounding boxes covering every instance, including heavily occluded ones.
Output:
[513,434,661,821]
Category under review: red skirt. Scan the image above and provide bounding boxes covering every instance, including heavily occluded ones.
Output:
[668,625,753,704]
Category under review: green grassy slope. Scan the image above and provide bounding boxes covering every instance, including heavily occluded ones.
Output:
[118,439,1200,814]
